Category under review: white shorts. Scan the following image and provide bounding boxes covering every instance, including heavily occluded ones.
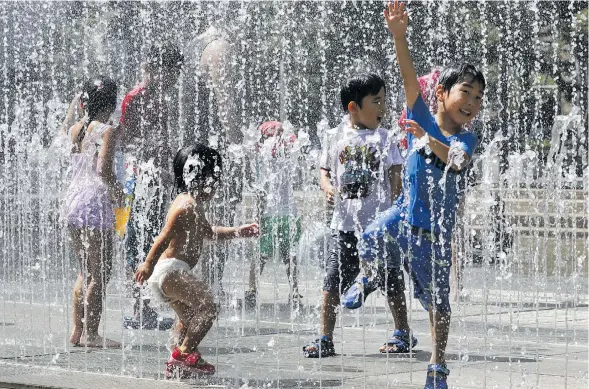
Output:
[147,258,192,303]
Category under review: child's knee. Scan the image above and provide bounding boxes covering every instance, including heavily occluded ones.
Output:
[422,292,451,315]
[379,266,406,297]
[88,276,104,289]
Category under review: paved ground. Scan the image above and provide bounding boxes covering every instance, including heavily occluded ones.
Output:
[0,254,587,389]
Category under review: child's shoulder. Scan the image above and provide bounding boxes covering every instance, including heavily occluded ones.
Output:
[170,193,199,216]
[454,128,478,142]
[319,127,341,150]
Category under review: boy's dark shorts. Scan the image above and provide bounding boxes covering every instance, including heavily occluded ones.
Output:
[323,230,405,296]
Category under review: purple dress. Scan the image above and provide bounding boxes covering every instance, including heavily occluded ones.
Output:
[62,122,115,230]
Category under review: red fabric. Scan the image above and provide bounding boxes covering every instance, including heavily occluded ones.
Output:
[170,347,215,374]
[257,121,297,158]
[119,84,146,124]
[259,121,283,138]
[171,348,198,365]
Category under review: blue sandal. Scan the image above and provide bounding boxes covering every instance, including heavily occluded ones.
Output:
[342,275,378,309]
[379,329,418,353]
[424,364,450,389]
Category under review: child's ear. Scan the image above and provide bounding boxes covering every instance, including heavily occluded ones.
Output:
[435,84,446,102]
[347,101,358,114]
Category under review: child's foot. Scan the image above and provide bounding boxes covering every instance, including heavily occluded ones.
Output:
[78,335,121,349]
[165,347,215,377]
[424,364,450,389]
[69,327,83,346]
[341,274,377,309]
[379,329,418,353]
[302,336,335,358]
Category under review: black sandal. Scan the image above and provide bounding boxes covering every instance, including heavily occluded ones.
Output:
[302,336,335,358]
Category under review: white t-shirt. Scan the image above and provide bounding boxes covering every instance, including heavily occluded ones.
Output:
[320,123,403,232]
[253,135,298,217]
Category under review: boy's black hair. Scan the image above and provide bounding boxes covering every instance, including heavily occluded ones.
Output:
[173,144,222,193]
[146,42,184,71]
[438,63,486,92]
[340,73,386,112]
[76,76,118,144]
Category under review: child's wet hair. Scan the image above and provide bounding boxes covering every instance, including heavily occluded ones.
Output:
[438,63,486,92]
[146,42,184,71]
[173,144,222,194]
[340,73,386,112]
[76,76,117,144]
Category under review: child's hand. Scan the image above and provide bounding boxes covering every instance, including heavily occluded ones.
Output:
[384,0,409,38]
[323,185,335,205]
[237,223,260,238]
[402,119,426,139]
[135,262,154,285]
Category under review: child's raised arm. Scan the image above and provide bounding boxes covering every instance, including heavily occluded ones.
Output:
[135,206,184,284]
[59,93,83,138]
[384,1,421,110]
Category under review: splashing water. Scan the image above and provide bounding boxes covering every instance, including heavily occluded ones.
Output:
[0,1,587,388]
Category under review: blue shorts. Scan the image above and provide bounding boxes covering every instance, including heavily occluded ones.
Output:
[359,206,453,313]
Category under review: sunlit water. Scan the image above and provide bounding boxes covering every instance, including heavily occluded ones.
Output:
[0,1,587,388]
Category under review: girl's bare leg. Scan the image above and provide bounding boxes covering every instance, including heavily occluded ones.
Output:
[163,272,218,353]
[70,274,85,344]
[71,227,120,348]
[68,229,86,345]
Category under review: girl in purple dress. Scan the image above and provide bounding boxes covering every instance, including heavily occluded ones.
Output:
[62,76,122,348]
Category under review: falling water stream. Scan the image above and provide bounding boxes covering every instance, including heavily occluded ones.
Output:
[0,1,587,388]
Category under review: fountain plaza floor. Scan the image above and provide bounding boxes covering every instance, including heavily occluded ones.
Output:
[0,255,587,389]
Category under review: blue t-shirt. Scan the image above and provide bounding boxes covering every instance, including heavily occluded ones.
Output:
[401,95,478,235]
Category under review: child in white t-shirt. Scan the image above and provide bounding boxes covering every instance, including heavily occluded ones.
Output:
[303,73,407,358]
[246,121,302,309]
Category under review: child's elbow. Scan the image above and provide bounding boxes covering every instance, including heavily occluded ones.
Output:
[447,148,471,172]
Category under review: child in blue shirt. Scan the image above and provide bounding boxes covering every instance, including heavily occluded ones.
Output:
[359,2,485,388]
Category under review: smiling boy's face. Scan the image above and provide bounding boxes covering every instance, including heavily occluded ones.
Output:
[354,87,387,130]
[437,79,484,127]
